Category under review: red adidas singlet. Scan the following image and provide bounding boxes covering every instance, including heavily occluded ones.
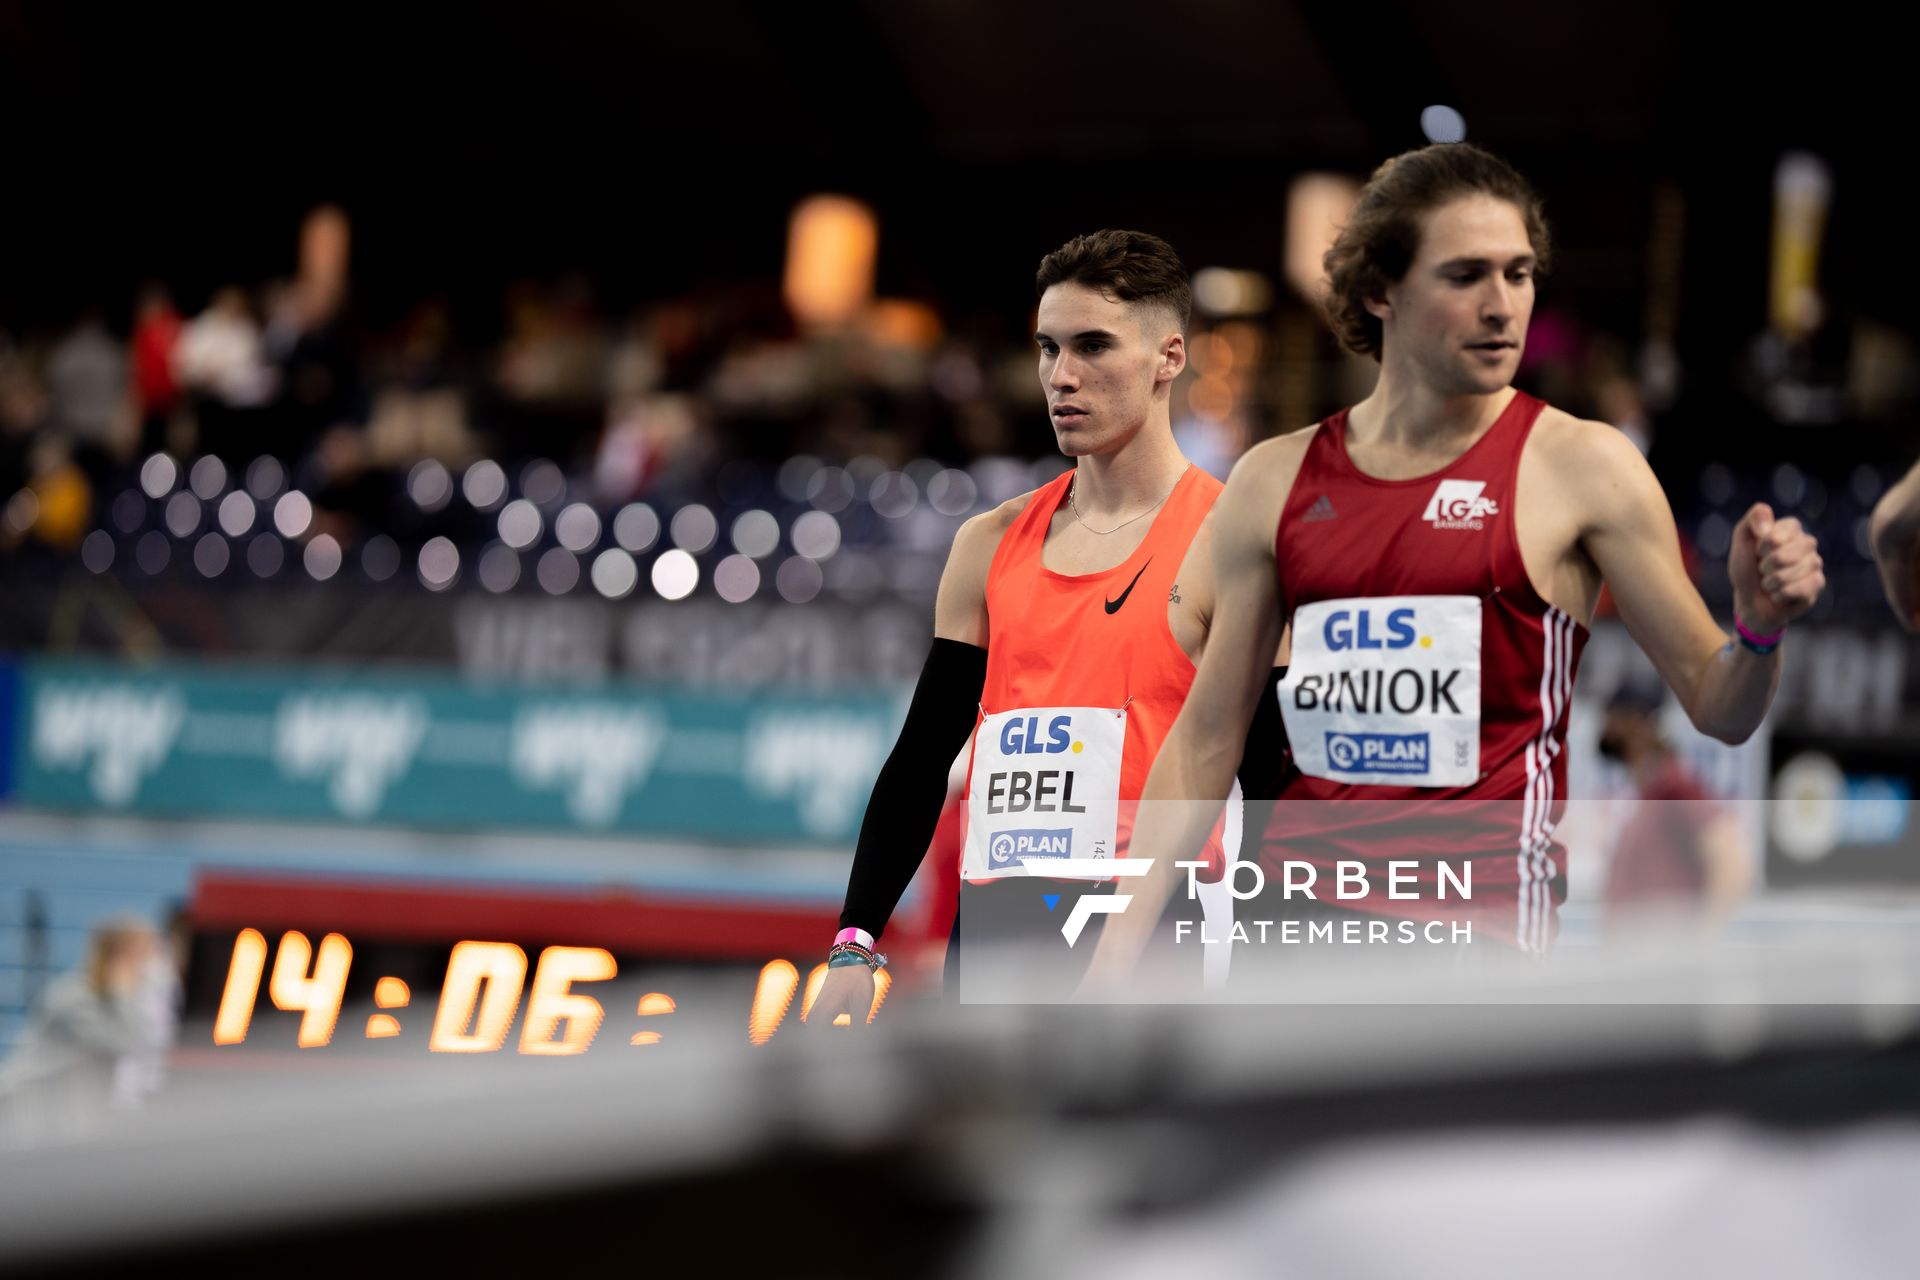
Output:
[1261,391,1586,950]
[962,465,1223,879]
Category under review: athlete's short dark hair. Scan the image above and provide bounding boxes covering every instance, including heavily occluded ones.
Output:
[1036,229,1191,335]
[1322,144,1551,360]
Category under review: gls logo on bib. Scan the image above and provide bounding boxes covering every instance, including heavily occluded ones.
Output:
[999,715,1078,755]
[1422,479,1498,531]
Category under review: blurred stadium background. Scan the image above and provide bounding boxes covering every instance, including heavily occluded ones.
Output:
[1,4,1916,1275]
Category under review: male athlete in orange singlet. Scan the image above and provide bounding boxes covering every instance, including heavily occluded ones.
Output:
[815,230,1271,1020]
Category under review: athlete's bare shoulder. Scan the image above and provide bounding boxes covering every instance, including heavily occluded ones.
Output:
[1527,404,1646,465]
[1233,422,1320,486]
[1210,425,1320,554]
[1523,405,1666,531]
[951,488,1037,568]
[935,488,1040,645]
[1528,403,1631,456]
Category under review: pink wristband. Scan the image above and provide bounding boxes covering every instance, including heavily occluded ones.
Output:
[1734,615,1784,648]
[834,927,876,951]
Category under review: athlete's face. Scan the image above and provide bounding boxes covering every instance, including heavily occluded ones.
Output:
[1035,282,1184,457]
[1372,194,1537,397]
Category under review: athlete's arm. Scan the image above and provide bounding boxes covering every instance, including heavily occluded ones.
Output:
[1167,511,1216,663]
[833,638,985,938]
[1080,441,1295,988]
[1870,458,1920,632]
[1566,423,1824,744]
[813,501,1015,1028]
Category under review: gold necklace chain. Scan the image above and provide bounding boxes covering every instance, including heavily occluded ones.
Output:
[1067,464,1190,535]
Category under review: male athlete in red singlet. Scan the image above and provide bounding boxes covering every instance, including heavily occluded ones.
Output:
[813,230,1257,1022]
[1086,144,1827,976]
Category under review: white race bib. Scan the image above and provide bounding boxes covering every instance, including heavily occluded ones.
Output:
[962,705,1126,879]
[1278,595,1481,788]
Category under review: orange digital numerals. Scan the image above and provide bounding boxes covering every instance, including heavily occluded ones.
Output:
[518,947,617,1056]
[428,941,529,1053]
[212,929,352,1048]
[428,943,620,1056]
[212,928,269,1046]
[213,928,888,1053]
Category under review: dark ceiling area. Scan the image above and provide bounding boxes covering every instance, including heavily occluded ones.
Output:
[0,1,1899,345]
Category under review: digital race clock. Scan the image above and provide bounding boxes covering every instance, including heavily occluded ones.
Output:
[207,928,893,1054]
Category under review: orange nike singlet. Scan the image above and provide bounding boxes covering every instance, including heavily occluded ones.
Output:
[960,464,1223,880]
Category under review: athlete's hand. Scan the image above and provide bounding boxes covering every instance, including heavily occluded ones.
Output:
[1728,502,1824,633]
[807,964,876,1031]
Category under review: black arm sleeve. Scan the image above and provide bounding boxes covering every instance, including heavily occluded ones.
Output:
[1236,667,1290,800]
[838,637,988,939]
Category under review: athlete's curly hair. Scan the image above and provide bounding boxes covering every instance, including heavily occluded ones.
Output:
[1036,229,1191,334]
[1323,144,1551,361]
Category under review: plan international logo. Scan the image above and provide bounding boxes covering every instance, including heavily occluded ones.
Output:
[1421,479,1499,531]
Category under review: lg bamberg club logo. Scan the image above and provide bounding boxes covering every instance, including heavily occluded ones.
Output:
[1422,479,1498,531]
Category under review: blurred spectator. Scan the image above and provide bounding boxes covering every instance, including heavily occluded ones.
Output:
[44,306,131,475]
[1599,688,1752,934]
[175,286,277,460]
[113,905,189,1108]
[130,283,186,454]
[176,286,277,461]
[367,299,470,465]
[176,287,275,407]
[306,423,388,541]
[495,278,609,461]
[4,385,92,553]
[21,435,93,552]
[268,277,364,455]
[606,310,665,407]
[593,392,705,502]
[0,917,160,1147]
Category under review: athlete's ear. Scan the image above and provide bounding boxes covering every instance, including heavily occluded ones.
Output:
[1158,330,1186,384]
[1363,285,1394,324]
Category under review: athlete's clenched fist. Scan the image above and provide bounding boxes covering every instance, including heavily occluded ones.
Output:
[1728,501,1825,632]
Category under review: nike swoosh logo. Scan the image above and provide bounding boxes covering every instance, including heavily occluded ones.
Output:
[1104,558,1152,614]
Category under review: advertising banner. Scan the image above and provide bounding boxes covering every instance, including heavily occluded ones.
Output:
[9,659,901,845]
